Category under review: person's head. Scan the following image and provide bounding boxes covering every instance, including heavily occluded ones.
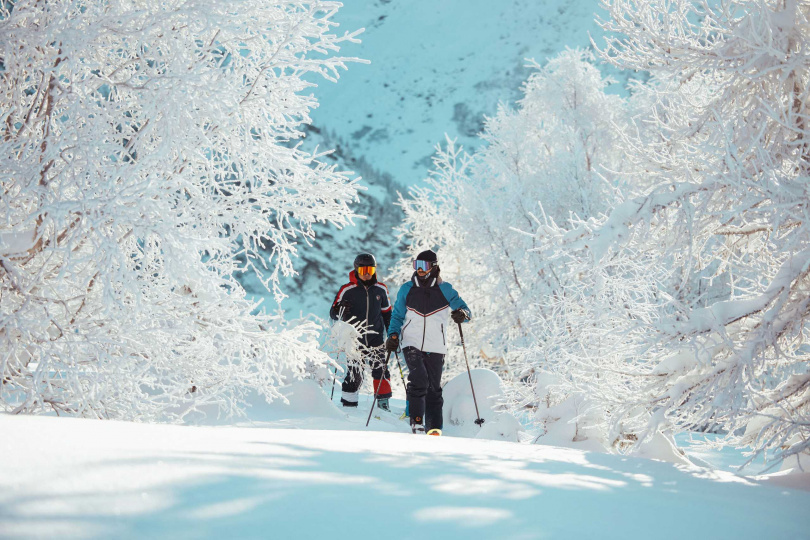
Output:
[353,253,377,282]
[413,249,438,278]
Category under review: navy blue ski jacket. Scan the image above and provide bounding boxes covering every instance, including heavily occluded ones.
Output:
[330,271,392,348]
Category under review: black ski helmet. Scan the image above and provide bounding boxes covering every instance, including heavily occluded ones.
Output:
[416,249,438,265]
[353,253,377,269]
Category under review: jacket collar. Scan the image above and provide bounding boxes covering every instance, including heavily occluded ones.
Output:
[350,270,377,287]
[411,270,441,288]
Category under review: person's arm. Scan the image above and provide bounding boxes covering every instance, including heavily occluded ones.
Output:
[379,283,393,332]
[329,295,341,321]
[382,310,392,331]
[330,284,352,321]
[387,283,410,337]
[440,282,471,322]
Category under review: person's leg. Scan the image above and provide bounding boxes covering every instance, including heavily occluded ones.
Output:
[340,357,363,407]
[404,347,428,428]
[424,353,445,432]
[368,347,392,408]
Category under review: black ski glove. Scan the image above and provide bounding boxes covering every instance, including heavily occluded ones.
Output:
[335,299,352,320]
[385,334,399,352]
[451,309,469,324]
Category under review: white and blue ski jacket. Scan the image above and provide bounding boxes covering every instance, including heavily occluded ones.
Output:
[388,272,471,355]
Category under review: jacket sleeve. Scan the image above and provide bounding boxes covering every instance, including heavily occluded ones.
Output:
[387,284,410,336]
[380,285,393,332]
[329,294,341,321]
[382,311,392,332]
[440,282,471,322]
[330,284,350,321]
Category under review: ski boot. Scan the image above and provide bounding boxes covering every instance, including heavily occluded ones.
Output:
[427,429,442,436]
[377,397,390,412]
[411,416,425,434]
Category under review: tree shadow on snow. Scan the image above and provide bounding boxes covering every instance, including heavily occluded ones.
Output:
[3,434,809,540]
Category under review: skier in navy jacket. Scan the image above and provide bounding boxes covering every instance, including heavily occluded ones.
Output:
[386,250,470,435]
[330,253,394,410]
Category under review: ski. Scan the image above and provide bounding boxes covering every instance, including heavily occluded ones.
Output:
[374,407,409,422]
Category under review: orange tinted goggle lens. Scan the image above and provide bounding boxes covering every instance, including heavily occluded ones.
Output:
[357,266,376,276]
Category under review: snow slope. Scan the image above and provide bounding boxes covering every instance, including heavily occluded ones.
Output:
[255,0,639,317]
[2,412,809,539]
[310,0,630,184]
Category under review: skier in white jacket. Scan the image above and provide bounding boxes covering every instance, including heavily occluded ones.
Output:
[386,250,471,435]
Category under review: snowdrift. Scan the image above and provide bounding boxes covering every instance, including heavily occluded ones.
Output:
[442,368,523,441]
[2,413,808,540]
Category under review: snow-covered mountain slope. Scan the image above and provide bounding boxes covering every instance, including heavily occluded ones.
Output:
[2,413,808,539]
[256,0,638,317]
[311,0,631,184]
[261,127,406,319]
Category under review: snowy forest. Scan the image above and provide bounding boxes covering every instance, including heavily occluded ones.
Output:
[1,0,808,538]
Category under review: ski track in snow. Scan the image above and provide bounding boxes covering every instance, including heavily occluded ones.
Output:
[1,411,809,540]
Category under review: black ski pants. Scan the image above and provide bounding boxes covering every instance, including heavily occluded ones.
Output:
[341,346,391,406]
[403,346,444,431]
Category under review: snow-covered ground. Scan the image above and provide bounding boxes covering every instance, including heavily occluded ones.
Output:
[4,3,808,539]
[3,386,809,540]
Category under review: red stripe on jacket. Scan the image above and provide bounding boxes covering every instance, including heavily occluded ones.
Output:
[333,283,356,305]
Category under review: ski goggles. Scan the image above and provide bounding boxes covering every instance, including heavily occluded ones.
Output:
[356,265,376,277]
[413,259,437,272]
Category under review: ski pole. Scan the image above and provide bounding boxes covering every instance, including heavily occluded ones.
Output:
[394,349,408,394]
[330,366,338,401]
[366,350,392,427]
[458,322,484,427]
[394,349,409,418]
[330,305,346,401]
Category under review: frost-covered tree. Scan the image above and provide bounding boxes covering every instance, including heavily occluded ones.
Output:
[0,0,362,420]
[396,49,629,378]
[529,0,809,467]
